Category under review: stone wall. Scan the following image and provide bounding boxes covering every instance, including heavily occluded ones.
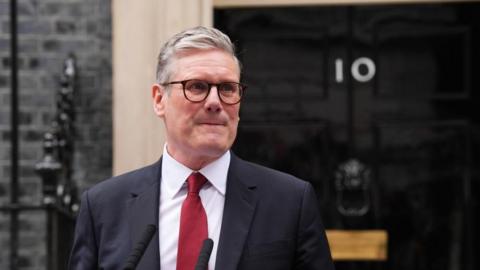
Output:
[0,0,112,269]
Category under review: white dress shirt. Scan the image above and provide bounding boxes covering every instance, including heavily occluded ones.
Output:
[159,145,228,270]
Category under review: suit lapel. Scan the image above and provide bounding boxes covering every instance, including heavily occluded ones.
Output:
[215,154,258,270]
[126,159,162,270]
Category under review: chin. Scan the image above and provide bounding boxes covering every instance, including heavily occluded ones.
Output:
[196,141,230,157]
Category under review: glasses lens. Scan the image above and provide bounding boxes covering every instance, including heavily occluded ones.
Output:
[219,83,242,104]
[184,80,209,101]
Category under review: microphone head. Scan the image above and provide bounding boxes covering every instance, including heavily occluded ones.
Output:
[123,224,157,270]
[145,224,156,235]
[194,238,214,270]
[202,238,214,252]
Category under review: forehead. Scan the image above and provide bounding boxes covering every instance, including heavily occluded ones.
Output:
[171,49,240,80]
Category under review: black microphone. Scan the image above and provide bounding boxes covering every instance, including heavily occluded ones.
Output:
[123,224,157,270]
[194,238,214,270]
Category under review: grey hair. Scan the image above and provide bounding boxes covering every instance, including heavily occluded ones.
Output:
[156,26,240,84]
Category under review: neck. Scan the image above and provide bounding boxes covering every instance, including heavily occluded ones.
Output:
[165,146,225,171]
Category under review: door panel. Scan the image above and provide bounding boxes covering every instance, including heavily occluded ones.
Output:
[216,3,478,270]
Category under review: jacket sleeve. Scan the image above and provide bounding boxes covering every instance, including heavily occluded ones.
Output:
[68,190,98,270]
[295,182,335,270]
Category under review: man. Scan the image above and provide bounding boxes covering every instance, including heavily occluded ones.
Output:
[69,26,334,270]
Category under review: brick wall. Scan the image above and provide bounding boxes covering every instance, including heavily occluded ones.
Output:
[0,0,112,269]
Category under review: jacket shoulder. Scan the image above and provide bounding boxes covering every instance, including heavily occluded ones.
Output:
[232,154,310,192]
[85,160,161,205]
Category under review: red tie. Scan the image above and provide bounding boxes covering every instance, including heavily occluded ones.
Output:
[176,172,208,270]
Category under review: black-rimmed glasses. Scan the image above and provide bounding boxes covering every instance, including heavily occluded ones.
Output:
[162,79,246,105]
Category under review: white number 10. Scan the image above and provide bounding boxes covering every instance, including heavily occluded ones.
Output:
[335,57,376,83]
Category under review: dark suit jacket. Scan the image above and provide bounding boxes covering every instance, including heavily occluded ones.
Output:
[69,153,334,270]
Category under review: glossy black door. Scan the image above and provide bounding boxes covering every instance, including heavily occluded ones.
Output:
[216,3,478,270]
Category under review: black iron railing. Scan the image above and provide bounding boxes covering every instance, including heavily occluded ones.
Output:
[0,55,79,270]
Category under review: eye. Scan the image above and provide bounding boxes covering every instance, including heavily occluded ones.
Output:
[186,80,209,92]
[219,83,237,94]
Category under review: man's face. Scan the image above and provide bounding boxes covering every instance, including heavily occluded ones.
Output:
[152,49,241,169]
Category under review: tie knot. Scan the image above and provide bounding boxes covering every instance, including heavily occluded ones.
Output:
[187,172,207,194]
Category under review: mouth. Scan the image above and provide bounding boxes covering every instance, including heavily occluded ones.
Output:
[198,119,227,126]
[200,122,225,127]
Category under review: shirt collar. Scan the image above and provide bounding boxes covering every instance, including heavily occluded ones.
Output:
[161,144,230,199]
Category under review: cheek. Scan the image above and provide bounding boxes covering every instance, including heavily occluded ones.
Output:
[227,109,240,135]
[164,108,184,137]
[165,99,195,128]
[171,112,194,133]
[227,105,240,120]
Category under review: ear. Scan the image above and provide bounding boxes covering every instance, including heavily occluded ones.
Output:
[152,83,166,117]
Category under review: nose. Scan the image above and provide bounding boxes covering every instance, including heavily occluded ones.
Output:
[204,86,222,113]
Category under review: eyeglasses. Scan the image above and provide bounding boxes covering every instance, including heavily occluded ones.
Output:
[162,79,246,105]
